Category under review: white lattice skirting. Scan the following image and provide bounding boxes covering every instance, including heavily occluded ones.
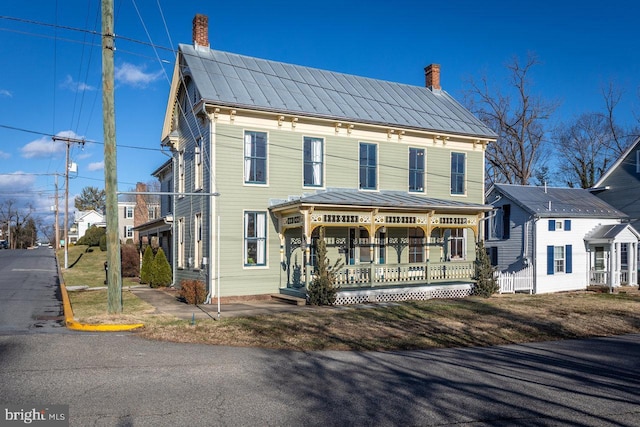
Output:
[334,284,473,305]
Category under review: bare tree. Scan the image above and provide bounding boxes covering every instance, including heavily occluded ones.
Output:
[465,54,559,185]
[0,200,35,249]
[554,112,616,188]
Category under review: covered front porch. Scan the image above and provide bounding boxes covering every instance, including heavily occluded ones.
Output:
[585,223,639,288]
[270,190,491,302]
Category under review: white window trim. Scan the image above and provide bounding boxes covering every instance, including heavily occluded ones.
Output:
[177,217,185,268]
[450,151,467,196]
[243,210,268,268]
[408,147,426,193]
[302,136,325,189]
[194,213,202,269]
[243,130,269,186]
[554,246,565,273]
[359,142,379,191]
[194,138,203,191]
[178,150,185,198]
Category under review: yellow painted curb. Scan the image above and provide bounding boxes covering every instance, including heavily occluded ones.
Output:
[60,283,144,332]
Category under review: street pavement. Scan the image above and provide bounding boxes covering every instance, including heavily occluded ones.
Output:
[1,248,639,426]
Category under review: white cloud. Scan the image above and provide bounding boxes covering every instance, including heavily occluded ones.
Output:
[115,62,163,88]
[21,130,84,159]
[0,172,36,192]
[0,89,12,97]
[61,75,96,92]
[86,161,104,172]
[0,151,10,159]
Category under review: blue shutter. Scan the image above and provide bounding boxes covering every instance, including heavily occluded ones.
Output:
[547,246,554,275]
[566,245,572,273]
[548,220,555,231]
[564,220,571,231]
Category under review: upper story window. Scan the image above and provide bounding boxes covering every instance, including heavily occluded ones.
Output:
[178,150,185,196]
[359,142,377,190]
[451,152,465,195]
[303,136,323,187]
[244,131,267,184]
[636,150,640,173]
[409,147,425,192]
[125,206,134,219]
[487,204,510,240]
[194,137,203,190]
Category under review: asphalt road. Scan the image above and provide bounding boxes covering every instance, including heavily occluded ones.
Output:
[0,247,66,334]
[1,249,639,426]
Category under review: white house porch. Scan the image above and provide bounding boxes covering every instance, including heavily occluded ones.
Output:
[585,224,639,288]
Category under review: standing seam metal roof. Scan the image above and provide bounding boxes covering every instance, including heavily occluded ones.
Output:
[492,184,627,219]
[179,44,496,139]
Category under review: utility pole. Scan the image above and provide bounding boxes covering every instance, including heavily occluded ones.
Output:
[54,174,59,250]
[102,0,122,313]
[53,135,84,268]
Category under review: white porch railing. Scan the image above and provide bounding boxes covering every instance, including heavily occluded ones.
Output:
[590,269,634,286]
[496,266,534,294]
[331,262,474,288]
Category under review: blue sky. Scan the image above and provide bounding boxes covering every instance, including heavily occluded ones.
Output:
[1,0,639,229]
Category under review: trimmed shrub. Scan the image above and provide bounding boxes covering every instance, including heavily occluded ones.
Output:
[472,241,499,298]
[121,244,140,278]
[179,279,207,305]
[99,235,107,251]
[307,227,343,305]
[77,226,106,247]
[149,247,172,288]
[140,245,154,285]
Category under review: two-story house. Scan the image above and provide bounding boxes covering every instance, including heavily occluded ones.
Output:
[159,15,497,304]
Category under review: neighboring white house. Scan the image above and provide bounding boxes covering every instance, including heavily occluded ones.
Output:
[485,184,639,294]
[68,210,104,244]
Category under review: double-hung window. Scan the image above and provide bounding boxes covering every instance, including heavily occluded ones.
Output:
[178,150,185,196]
[125,206,134,219]
[244,131,267,184]
[303,136,323,187]
[547,245,572,274]
[408,228,424,263]
[451,152,465,195]
[409,148,425,192]
[244,211,266,266]
[194,213,202,269]
[125,225,133,239]
[177,217,185,268]
[194,138,203,190]
[359,143,377,190]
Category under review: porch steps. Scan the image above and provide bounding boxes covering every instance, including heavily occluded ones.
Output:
[270,294,307,306]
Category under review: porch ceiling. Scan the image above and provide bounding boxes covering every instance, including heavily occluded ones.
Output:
[269,189,491,214]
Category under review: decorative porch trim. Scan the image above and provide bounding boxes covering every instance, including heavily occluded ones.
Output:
[334,284,472,305]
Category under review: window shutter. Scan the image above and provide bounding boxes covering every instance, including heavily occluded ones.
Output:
[564,220,571,231]
[547,246,554,275]
[566,245,572,273]
[548,220,555,231]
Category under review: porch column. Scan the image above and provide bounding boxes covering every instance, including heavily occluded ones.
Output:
[632,242,638,285]
[609,244,616,292]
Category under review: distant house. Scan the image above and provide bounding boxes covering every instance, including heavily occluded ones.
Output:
[68,210,104,244]
[153,14,497,303]
[485,184,639,293]
[591,136,640,233]
[118,201,136,243]
[134,161,173,263]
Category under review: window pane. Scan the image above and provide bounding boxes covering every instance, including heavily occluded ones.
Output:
[244,131,267,184]
[359,143,377,189]
[409,148,425,192]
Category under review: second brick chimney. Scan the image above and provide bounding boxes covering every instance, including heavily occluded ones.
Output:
[192,14,209,50]
[424,64,441,91]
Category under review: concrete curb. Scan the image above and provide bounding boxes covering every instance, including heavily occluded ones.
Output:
[60,282,145,332]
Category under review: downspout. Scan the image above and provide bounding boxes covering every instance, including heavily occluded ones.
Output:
[206,115,216,304]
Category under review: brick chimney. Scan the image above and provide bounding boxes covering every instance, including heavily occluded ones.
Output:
[424,64,441,91]
[192,14,209,49]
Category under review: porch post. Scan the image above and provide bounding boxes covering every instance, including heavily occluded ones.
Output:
[609,244,615,292]
[302,208,312,290]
